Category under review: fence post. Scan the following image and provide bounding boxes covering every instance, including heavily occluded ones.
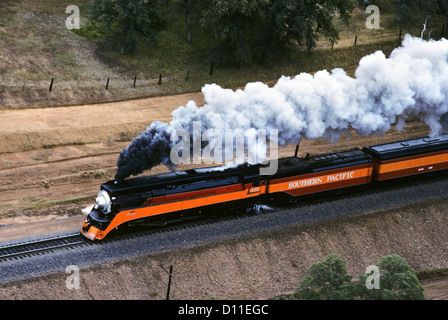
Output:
[49,78,54,92]
[106,77,110,90]
[158,73,162,85]
[209,62,214,75]
[186,70,190,81]
[354,35,358,46]
[133,75,137,88]
[166,264,173,300]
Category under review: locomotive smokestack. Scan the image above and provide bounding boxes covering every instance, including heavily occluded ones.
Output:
[116,35,448,180]
[294,139,301,158]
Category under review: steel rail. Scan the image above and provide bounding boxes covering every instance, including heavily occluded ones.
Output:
[0,233,85,260]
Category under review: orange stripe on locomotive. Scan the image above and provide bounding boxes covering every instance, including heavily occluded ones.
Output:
[268,164,373,197]
[372,150,448,181]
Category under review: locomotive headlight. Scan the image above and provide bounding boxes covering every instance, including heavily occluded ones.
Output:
[94,190,111,214]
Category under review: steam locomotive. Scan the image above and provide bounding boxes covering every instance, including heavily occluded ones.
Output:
[81,134,448,240]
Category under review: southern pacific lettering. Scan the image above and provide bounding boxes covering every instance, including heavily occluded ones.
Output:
[288,177,322,189]
[288,171,355,189]
[327,171,355,182]
[81,134,448,240]
[269,166,372,198]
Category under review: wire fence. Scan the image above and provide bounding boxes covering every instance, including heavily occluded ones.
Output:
[1,27,446,108]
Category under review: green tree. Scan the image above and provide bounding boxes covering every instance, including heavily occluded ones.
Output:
[295,254,355,300]
[201,0,355,65]
[88,0,167,54]
[200,0,268,64]
[392,0,438,34]
[436,0,448,33]
[175,0,209,43]
[185,0,194,43]
[356,254,425,300]
[263,0,355,54]
[294,253,425,300]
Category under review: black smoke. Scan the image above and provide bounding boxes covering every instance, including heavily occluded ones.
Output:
[114,121,175,182]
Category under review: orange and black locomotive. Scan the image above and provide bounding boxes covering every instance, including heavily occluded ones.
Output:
[82,134,448,240]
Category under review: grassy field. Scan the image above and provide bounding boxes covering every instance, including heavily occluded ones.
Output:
[0,0,445,108]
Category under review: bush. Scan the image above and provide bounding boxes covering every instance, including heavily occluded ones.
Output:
[295,253,425,300]
[296,253,355,300]
[356,254,425,300]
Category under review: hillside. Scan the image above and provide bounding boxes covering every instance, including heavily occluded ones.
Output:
[1,0,434,108]
[1,196,447,300]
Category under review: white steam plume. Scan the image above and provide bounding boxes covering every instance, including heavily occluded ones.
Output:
[115,35,448,181]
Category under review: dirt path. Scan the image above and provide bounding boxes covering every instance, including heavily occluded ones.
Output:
[421,277,448,300]
[0,94,200,133]
[0,92,204,219]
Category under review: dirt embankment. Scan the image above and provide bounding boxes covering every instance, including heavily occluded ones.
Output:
[0,92,204,220]
[0,197,447,300]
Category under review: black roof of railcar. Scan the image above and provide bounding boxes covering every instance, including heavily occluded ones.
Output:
[271,149,371,179]
[270,157,313,179]
[362,134,448,161]
[102,162,264,196]
[305,149,371,171]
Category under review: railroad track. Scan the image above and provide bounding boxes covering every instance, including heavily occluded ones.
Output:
[0,232,86,261]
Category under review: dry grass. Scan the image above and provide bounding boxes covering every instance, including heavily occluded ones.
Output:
[0,1,445,108]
